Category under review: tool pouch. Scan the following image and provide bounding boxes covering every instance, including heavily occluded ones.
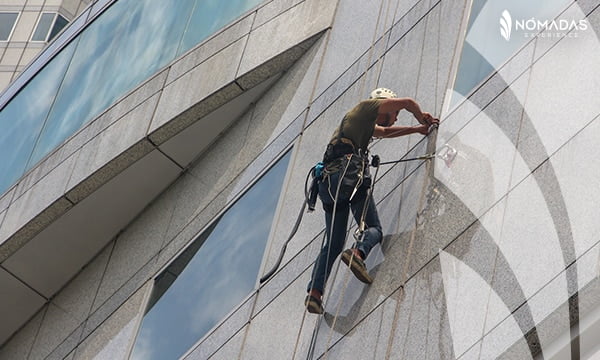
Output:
[326,154,365,199]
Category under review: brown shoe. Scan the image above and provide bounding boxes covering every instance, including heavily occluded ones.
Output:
[341,249,373,284]
[305,295,324,314]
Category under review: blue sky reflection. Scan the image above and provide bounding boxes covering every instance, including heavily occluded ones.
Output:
[0,42,76,192]
[179,0,262,55]
[131,151,291,360]
[453,0,569,101]
[28,0,196,168]
[0,0,267,196]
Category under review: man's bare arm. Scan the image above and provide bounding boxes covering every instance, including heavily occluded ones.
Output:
[373,124,430,138]
[377,98,438,125]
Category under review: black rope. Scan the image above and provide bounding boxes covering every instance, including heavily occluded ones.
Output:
[378,153,435,165]
[260,167,314,284]
[259,201,307,284]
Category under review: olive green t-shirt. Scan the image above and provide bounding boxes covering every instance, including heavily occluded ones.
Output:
[329,99,381,152]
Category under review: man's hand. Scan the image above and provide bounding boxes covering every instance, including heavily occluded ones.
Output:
[421,112,439,126]
[415,124,430,135]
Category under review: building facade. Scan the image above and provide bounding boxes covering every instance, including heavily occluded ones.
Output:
[0,0,91,92]
[0,0,599,359]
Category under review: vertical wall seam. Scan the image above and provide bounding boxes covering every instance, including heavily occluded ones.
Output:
[233,10,257,80]
[76,238,117,350]
[24,305,49,360]
[143,70,171,142]
[235,291,258,360]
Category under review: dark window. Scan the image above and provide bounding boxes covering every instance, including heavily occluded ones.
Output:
[32,13,68,42]
[130,150,292,360]
[48,14,68,41]
[0,12,19,41]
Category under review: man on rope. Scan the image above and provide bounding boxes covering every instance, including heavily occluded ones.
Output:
[305,88,439,314]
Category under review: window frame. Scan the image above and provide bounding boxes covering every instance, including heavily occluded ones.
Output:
[444,0,481,115]
[447,0,510,112]
[30,12,69,42]
[48,13,69,41]
[0,12,20,42]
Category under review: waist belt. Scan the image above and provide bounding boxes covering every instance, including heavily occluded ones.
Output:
[323,137,358,163]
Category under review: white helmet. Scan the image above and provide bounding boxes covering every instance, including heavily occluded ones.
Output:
[369,87,397,99]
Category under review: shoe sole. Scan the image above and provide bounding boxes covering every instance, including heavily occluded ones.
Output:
[341,250,373,284]
[305,297,323,314]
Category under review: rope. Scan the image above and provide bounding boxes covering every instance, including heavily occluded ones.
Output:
[354,0,388,101]
[378,153,436,165]
[434,0,442,117]
[292,301,310,359]
[323,164,381,359]
[260,167,315,284]
[305,156,353,360]
[317,0,401,354]
[309,0,446,356]
[375,0,402,88]
[323,256,353,360]
[305,0,454,355]
[290,9,341,358]
[304,0,391,357]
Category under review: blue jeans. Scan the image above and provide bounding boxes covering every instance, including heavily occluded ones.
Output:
[307,171,383,294]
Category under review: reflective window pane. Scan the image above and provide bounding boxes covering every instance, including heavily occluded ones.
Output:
[453,42,494,97]
[179,0,262,55]
[130,151,291,360]
[0,12,19,41]
[48,14,69,41]
[28,0,197,168]
[0,42,77,192]
[32,13,55,41]
[453,0,570,99]
[0,0,266,195]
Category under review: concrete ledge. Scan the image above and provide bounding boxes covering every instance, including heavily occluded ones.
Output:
[65,139,156,204]
[0,268,46,347]
[0,197,73,263]
[237,34,320,90]
[149,32,323,147]
[148,82,244,146]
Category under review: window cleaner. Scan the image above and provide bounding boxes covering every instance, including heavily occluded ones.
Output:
[304,88,439,314]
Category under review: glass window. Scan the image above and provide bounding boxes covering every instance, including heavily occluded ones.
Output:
[0,12,19,41]
[452,0,570,102]
[0,41,77,192]
[130,150,292,360]
[48,14,68,41]
[0,0,266,196]
[32,13,69,42]
[27,0,197,169]
[32,13,55,41]
[178,0,263,56]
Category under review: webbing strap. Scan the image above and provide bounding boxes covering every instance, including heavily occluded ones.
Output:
[304,153,353,360]
[306,0,390,355]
